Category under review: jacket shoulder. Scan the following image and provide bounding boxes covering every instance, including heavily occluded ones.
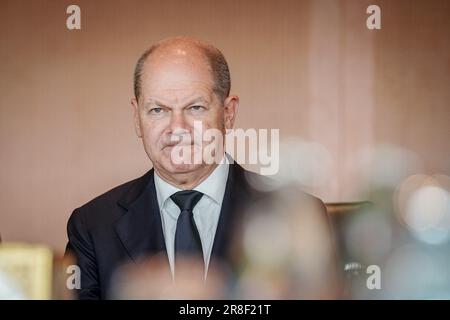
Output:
[239,165,327,212]
[70,170,152,227]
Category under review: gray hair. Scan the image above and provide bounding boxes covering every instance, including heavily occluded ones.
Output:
[133,38,231,103]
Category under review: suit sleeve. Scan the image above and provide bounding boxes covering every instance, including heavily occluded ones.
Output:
[65,208,101,299]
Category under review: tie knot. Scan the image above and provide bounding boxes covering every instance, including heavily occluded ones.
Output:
[170,190,204,211]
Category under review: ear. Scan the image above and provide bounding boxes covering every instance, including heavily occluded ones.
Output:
[131,98,143,138]
[223,95,239,130]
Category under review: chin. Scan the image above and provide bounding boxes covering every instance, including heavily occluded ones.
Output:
[158,152,204,174]
[167,162,202,174]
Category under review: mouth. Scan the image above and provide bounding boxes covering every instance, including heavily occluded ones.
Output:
[162,142,195,150]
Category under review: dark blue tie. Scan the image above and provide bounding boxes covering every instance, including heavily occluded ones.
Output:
[171,190,204,272]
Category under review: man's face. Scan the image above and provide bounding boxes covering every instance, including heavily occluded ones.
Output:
[131,48,236,177]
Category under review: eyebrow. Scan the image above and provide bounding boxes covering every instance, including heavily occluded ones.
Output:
[143,97,210,109]
[143,99,167,110]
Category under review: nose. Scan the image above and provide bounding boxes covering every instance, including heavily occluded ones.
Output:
[169,110,189,134]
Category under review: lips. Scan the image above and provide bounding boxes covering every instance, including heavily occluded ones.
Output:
[161,133,201,150]
[163,141,195,149]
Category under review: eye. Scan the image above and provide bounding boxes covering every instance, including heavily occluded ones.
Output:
[189,105,206,112]
[149,107,164,114]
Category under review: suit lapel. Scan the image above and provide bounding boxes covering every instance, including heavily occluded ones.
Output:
[114,169,167,263]
[210,163,249,263]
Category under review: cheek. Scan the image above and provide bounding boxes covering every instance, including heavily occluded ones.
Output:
[141,120,166,146]
[202,109,225,130]
[215,111,226,132]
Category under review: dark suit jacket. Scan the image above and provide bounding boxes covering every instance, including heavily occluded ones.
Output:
[65,163,326,299]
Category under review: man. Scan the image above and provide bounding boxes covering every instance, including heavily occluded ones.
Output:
[65,37,327,299]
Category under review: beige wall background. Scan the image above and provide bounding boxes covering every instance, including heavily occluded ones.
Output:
[0,0,449,253]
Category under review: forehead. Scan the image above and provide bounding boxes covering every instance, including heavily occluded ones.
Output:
[140,47,214,102]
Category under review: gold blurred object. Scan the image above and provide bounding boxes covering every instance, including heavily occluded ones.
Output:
[0,242,53,299]
[325,201,372,215]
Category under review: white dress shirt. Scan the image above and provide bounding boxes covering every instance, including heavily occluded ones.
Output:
[154,157,230,277]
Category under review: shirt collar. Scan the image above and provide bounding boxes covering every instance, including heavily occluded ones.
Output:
[154,154,230,209]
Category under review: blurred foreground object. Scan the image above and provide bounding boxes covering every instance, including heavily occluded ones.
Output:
[0,243,53,299]
[231,186,341,299]
[329,173,450,299]
[0,242,75,299]
[110,254,226,299]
